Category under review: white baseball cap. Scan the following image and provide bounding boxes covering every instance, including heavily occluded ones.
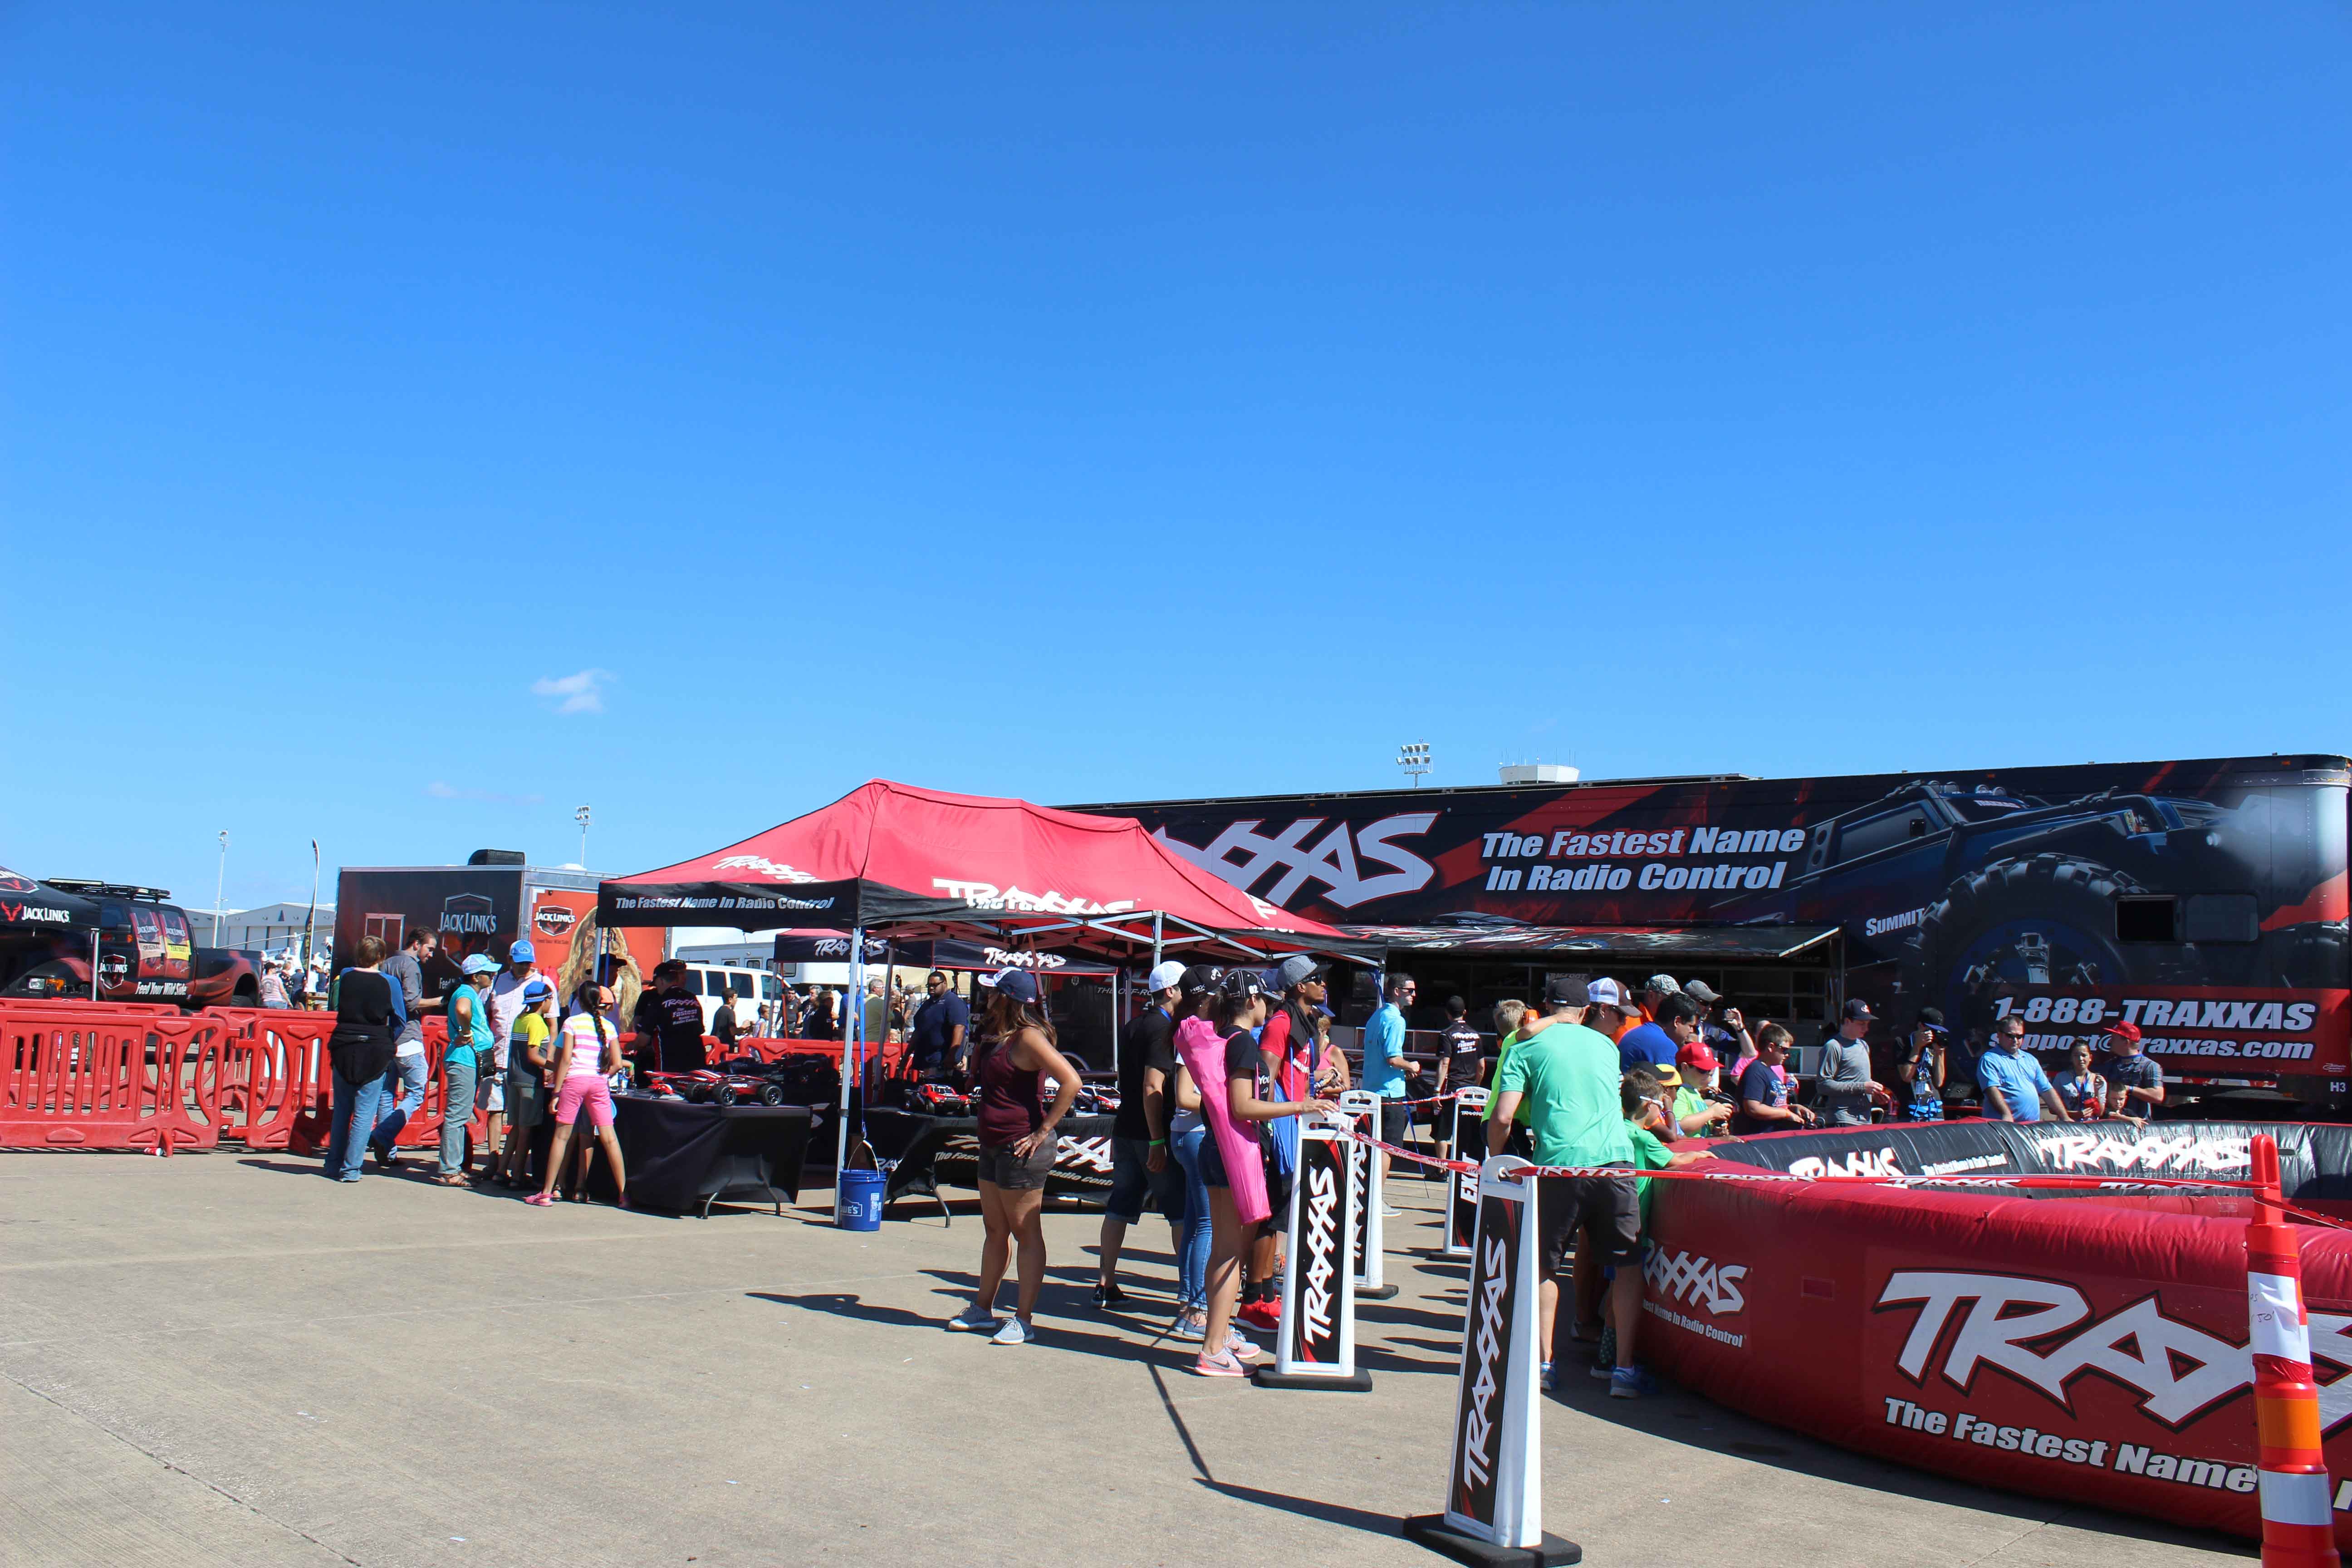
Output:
[1146,960,1187,994]
[1587,977,1623,1006]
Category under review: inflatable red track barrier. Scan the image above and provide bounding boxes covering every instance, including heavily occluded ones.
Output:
[1639,1120,2352,1547]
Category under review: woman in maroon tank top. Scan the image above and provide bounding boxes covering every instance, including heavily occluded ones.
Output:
[946,970,1080,1346]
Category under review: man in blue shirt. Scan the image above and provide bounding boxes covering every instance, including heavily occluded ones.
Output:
[908,970,971,1075]
[1362,972,1421,1201]
[1977,1016,2069,1123]
[1617,994,1696,1074]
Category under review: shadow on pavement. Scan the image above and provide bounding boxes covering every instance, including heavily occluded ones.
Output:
[1196,1479,1401,1540]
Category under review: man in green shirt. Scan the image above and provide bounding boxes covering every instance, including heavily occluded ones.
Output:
[1488,976,1643,1396]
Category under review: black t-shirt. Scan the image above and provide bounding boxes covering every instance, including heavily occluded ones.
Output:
[1730,1059,1788,1136]
[1440,1019,1485,1088]
[910,992,971,1063]
[1115,1006,1177,1141]
[2104,1052,2164,1111]
[1222,1026,1269,1150]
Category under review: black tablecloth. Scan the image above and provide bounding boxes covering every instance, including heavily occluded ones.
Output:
[589,1096,812,1216]
[862,1110,1115,1214]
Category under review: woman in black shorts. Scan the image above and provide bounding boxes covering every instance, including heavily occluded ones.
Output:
[945,971,1081,1347]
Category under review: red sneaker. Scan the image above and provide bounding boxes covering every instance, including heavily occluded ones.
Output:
[1237,1299,1282,1333]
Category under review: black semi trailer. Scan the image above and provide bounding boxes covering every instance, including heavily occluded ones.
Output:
[1068,755,2351,1111]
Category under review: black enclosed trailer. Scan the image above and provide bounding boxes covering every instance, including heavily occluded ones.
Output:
[1066,755,2352,1110]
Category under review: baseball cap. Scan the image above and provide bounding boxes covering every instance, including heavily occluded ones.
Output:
[1677,1039,1720,1073]
[508,939,536,964]
[522,979,552,1001]
[988,969,1040,1004]
[1543,975,1585,1006]
[1916,1006,1947,1031]
[1146,960,1187,994]
[1842,998,1875,1021]
[1275,954,1327,990]
[1651,1064,1684,1089]
[461,954,500,976]
[1177,965,1221,998]
[1681,979,1720,1005]
[2104,1019,2142,1045]
[1587,977,1623,1007]
[1217,969,1264,1003]
[1645,974,1681,996]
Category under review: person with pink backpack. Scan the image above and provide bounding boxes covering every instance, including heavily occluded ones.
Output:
[1174,967,1335,1377]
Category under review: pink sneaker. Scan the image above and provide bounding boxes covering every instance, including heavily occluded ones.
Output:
[525,1192,553,1207]
[1192,1349,1249,1378]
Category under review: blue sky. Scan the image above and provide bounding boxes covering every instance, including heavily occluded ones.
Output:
[5,2,2347,911]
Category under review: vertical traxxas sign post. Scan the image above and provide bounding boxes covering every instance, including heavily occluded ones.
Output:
[1405,1156,1581,1568]
[1340,1089,1399,1299]
[1254,1117,1372,1392]
[1441,1088,1489,1259]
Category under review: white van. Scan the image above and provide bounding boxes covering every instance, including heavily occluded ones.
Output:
[680,964,779,1035]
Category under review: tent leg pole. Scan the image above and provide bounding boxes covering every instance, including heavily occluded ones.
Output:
[1151,911,1162,972]
[836,927,863,1217]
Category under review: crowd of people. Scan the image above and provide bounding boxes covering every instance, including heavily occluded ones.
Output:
[318,928,632,1207]
[936,960,2173,1391]
[312,932,2171,1397]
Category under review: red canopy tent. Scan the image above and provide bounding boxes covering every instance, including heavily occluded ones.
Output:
[598,782,1362,1195]
[597,779,1352,960]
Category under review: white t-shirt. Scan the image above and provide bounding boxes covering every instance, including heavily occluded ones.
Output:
[487,970,539,1070]
[559,1012,612,1079]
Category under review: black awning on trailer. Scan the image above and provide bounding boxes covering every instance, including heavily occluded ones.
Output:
[1334,922,1842,962]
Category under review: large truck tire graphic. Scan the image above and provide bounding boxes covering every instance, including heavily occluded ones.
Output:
[2257,922,2350,990]
[1904,854,2142,1031]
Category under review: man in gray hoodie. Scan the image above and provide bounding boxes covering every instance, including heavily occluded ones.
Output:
[1817,999,1886,1126]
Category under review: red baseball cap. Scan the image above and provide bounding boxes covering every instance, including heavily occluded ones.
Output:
[2103,1020,2141,1044]
[1678,1040,1720,1073]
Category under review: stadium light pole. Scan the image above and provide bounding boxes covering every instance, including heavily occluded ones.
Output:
[575,804,592,867]
[1396,740,1431,788]
[212,830,229,944]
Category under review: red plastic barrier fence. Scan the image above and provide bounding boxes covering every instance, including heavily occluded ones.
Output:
[0,1005,211,1152]
[206,1008,337,1151]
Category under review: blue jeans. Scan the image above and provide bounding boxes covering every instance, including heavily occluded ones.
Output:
[371,1049,428,1153]
[440,1051,479,1175]
[1170,1121,1212,1312]
[327,1069,390,1180]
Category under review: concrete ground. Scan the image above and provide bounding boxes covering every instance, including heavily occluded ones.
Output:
[0,1150,2250,1568]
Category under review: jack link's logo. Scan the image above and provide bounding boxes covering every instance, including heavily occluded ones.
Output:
[1876,1270,2352,1431]
[1300,1161,1341,1353]
[1153,813,1440,910]
[711,855,819,883]
[1461,1233,1511,1489]
[1644,1248,1749,1316]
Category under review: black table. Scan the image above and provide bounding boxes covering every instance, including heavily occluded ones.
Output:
[861,1110,1115,1224]
[589,1096,813,1217]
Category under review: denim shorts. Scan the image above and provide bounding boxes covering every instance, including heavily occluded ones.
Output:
[975,1136,1058,1191]
[1104,1136,1185,1224]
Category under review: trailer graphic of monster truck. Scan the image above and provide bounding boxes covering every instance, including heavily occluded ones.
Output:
[1712,779,2348,1055]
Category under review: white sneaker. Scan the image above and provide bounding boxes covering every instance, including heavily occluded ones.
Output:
[1380,1204,1405,1218]
[946,1304,1001,1333]
[991,1317,1035,1346]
